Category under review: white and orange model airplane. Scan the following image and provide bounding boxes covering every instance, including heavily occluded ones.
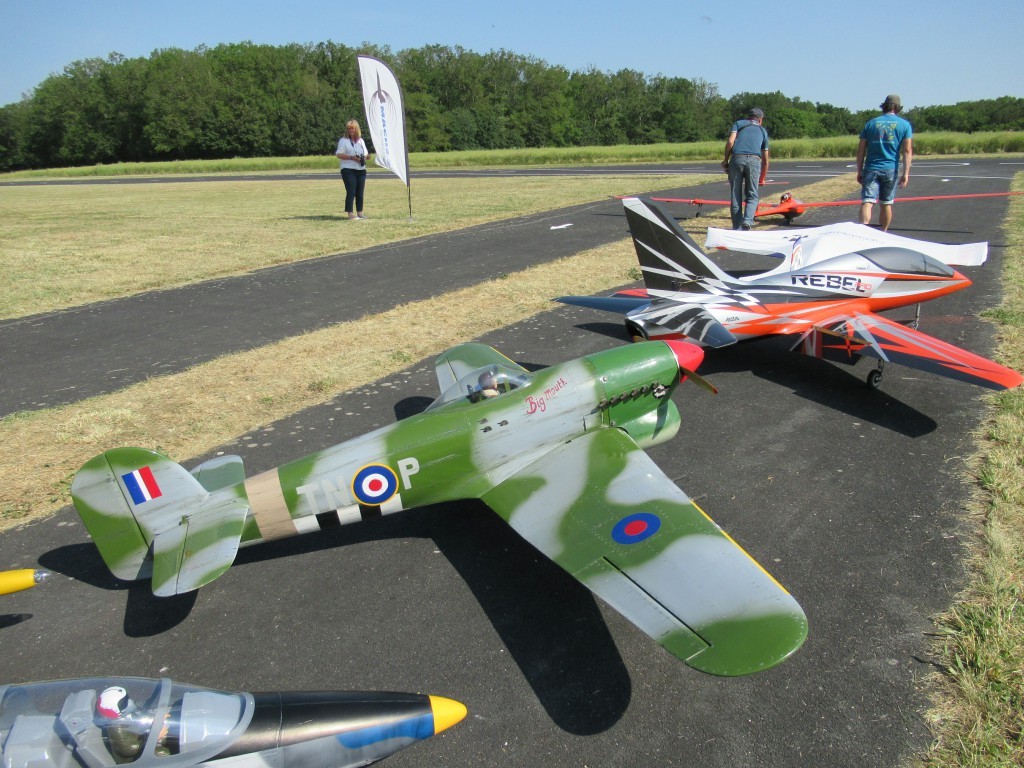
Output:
[558,197,1022,391]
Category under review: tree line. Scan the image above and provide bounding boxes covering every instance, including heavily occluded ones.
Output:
[1,41,1022,171]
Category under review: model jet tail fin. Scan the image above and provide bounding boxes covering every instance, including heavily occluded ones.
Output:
[622,197,733,292]
[72,448,250,595]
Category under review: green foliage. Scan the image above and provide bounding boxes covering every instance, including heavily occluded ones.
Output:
[0,41,1022,171]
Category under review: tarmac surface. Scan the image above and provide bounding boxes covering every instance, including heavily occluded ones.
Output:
[1,158,1021,767]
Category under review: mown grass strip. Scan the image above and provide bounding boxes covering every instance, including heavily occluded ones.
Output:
[924,173,1024,766]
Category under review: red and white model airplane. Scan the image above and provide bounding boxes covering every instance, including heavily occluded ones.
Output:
[650,190,1024,224]
[558,197,1022,391]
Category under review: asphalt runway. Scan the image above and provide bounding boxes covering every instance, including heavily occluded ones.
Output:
[1,158,1020,766]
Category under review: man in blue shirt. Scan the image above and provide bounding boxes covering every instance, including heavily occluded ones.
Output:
[856,95,913,231]
[722,107,770,230]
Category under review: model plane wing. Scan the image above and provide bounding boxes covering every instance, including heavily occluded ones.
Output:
[482,427,807,676]
[433,342,529,394]
[802,310,1023,390]
[705,223,989,267]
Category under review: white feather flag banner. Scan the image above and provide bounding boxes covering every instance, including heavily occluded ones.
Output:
[357,55,410,187]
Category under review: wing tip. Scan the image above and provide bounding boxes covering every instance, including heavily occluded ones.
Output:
[682,610,809,676]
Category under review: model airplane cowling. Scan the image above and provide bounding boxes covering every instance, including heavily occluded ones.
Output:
[72,341,807,677]
[0,677,465,768]
[557,197,1023,391]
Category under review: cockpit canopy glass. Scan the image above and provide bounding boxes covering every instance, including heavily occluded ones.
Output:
[427,365,530,410]
[0,677,248,767]
[859,246,955,277]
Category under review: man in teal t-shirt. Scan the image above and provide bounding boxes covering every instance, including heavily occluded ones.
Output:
[856,94,913,231]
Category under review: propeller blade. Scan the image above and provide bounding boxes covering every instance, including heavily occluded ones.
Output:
[681,367,718,395]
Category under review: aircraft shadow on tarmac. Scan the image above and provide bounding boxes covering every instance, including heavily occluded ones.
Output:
[37,543,200,637]
[0,614,32,630]
[232,504,634,735]
[574,321,938,438]
[40,498,633,736]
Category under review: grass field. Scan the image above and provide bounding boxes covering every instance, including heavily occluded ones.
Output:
[0,157,1022,766]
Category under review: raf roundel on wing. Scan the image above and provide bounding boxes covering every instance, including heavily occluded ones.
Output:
[612,512,662,545]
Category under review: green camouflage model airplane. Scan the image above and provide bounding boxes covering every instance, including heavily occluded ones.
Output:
[72,341,807,676]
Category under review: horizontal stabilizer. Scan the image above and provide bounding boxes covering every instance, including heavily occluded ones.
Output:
[555,295,652,314]
[630,301,739,348]
[152,499,249,596]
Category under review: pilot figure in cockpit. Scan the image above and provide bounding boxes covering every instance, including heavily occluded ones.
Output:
[95,686,149,764]
[477,370,501,399]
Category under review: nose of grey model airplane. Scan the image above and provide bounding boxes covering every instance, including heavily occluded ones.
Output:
[217,689,467,765]
[428,695,468,734]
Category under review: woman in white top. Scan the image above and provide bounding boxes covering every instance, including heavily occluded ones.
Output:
[336,120,369,219]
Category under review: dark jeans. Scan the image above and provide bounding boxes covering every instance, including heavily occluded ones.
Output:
[341,168,366,213]
[728,154,761,228]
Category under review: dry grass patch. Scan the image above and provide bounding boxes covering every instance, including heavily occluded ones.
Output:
[0,174,702,320]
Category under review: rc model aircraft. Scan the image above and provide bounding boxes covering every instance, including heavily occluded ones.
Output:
[650,190,1024,225]
[73,341,807,677]
[557,197,1023,391]
[0,676,465,768]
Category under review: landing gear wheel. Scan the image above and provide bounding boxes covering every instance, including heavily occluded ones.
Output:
[866,368,883,389]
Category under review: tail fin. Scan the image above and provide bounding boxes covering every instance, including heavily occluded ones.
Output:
[72,448,249,596]
[622,197,733,292]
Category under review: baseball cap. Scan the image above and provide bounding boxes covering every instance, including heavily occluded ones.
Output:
[748,107,765,118]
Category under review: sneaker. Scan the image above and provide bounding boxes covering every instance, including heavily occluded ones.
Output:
[740,222,752,230]
[357,215,368,220]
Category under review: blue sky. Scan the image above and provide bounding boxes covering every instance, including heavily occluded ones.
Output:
[1,0,1021,111]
